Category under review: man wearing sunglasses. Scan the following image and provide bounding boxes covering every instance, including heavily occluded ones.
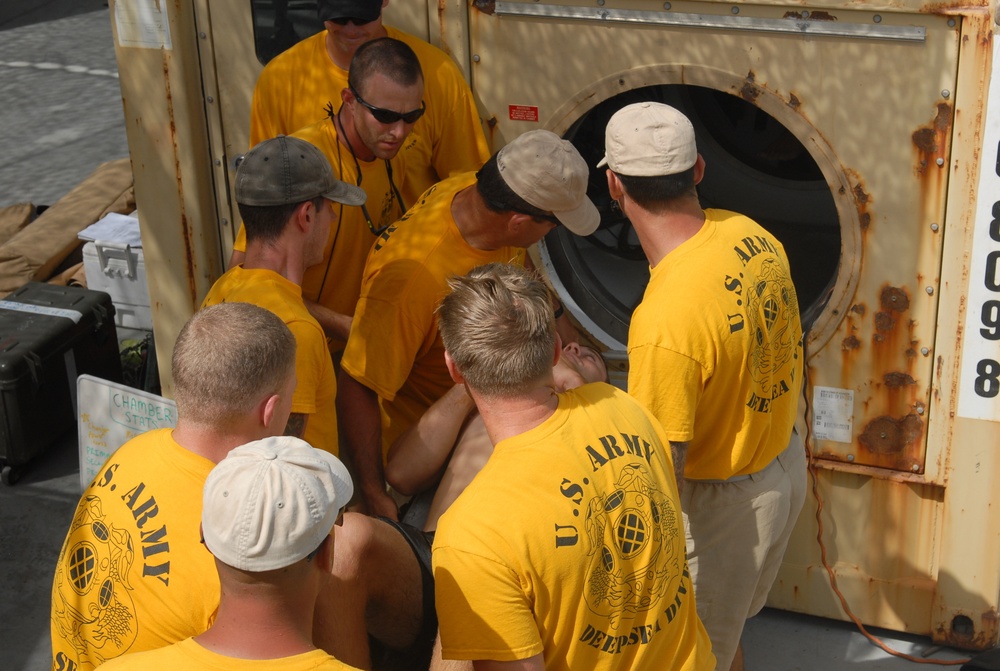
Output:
[338,130,601,520]
[249,0,489,206]
[233,38,424,350]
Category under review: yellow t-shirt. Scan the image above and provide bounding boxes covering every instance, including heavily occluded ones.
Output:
[50,430,219,671]
[627,209,803,480]
[97,637,361,670]
[233,118,407,351]
[201,267,339,455]
[341,173,525,454]
[433,383,715,671]
[249,28,490,205]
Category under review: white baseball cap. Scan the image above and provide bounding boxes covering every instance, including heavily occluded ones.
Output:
[202,436,353,572]
[597,102,698,177]
[497,130,600,236]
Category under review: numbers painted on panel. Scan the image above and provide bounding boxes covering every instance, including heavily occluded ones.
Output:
[974,359,1000,398]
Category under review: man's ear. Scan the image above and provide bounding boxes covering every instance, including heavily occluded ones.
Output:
[261,393,283,430]
[606,169,624,200]
[444,351,466,386]
[340,86,353,105]
[693,154,706,186]
[552,333,563,368]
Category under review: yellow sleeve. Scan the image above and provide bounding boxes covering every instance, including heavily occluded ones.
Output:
[627,343,704,445]
[287,319,327,415]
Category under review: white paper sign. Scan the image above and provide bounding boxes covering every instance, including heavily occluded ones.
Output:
[812,386,854,443]
[77,374,177,490]
[115,0,172,50]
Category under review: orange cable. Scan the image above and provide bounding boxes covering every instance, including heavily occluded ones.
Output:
[801,377,971,666]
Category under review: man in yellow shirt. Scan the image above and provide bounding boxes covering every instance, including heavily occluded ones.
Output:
[50,303,298,671]
[203,135,366,456]
[250,0,489,205]
[97,436,359,671]
[601,102,807,671]
[231,38,423,348]
[338,130,600,519]
[432,263,716,671]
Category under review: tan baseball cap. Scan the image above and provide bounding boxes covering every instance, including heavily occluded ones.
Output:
[497,130,600,236]
[597,102,697,177]
[202,436,353,572]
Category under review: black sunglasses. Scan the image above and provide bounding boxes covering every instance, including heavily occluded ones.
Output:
[327,16,377,26]
[350,86,426,125]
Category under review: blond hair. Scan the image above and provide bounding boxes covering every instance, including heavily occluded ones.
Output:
[173,303,296,424]
[437,263,555,398]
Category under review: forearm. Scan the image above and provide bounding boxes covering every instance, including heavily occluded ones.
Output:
[386,383,476,495]
[669,441,688,495]
[336,369,391,509]
[305,298,352,342]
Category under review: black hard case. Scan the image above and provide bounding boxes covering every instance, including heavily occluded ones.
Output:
[0,282,122,484]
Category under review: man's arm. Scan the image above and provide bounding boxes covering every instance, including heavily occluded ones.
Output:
[385,383,477,495]
[669,441,688,496]
[336,368,398,520]
[473,656,544,671]
[305,298,353,342]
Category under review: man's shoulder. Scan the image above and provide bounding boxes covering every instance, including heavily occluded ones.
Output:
[385,26,455,67]
[257,30,326,77]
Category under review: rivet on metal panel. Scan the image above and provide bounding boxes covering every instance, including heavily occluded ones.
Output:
[214,159,221,166]
[947,18,956,27]
[597,0,605,6]
[221,218,229,227]
[926,286,935,295]
[472,54,481,63]
[911,464,920,472]
[802,10,810,18]
[916,406,925,415]
[731,6,740,13]
[199,32,207,39]
[936,157,945,166]
[847,454,855,462]
[663,2,672,9]
[873,14,882,23]
[930,223,939,232]
[206,96,214,104]
[921,347,930,356]
[942,90,951,99]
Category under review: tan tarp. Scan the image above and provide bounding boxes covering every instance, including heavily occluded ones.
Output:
[0,203,35,247]
[0,158,134,294]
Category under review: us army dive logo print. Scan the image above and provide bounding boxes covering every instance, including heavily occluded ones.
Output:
[726,235,801,413]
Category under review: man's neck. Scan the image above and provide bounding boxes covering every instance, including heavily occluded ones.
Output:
[195,586,317,660]
[475,383,560,447]
[451,187,507,251]
[171,422,265,465]
[629,199,707,268]
[242,237,306,287]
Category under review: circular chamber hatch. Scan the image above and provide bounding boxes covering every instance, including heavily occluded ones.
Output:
[541,84,841,349]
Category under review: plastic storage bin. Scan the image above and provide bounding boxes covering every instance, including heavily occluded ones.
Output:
[82,241,151,333]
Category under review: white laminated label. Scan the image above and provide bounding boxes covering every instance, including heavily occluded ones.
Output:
[812,386,854,444]
[0,300,82,323]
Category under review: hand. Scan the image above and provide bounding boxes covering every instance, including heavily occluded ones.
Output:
[361,488,399,521]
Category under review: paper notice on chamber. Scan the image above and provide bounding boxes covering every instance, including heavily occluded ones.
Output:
[812,386,854,443]
[115,0,172,50]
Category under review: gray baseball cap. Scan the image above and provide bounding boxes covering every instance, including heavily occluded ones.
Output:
[234,135,366,208]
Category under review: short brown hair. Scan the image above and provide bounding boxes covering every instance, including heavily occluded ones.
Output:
[172,303,296,425]
[437,263,555,398]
